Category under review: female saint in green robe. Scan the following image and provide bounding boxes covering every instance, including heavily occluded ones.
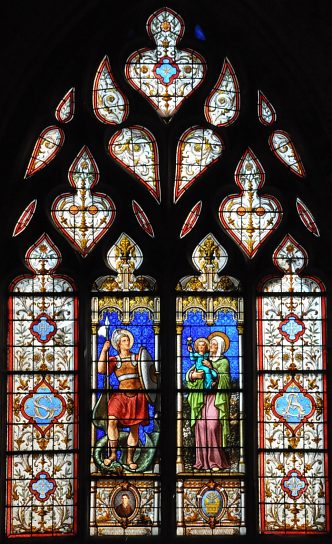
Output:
[186,332,230,470]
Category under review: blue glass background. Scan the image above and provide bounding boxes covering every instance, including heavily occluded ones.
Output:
[96,308,156,445]
[181,309,239,386]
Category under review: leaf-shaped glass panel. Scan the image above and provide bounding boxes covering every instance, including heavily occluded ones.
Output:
[179,201,202,238]
[296,198,319,237]
[12,200,37,237]
[132,201,155,238]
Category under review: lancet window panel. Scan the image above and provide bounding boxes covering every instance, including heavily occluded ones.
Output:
[257,235,329,534]
[175,234,245,536]
[6,235,78,537]
[90,234,161,536]
[175,295,245,536]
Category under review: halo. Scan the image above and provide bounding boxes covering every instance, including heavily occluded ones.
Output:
[111,328,134,350]
[207,331,230,353]
[193,337,210,352]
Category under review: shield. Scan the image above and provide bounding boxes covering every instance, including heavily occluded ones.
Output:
[138,347,158,404]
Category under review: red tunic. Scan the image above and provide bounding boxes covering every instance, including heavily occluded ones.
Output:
[107,354,149,427]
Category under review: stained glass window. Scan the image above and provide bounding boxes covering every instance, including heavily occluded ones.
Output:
[296,198,320,237]
[90,234,160,535]
[3,1,331,542]
[180,201,202,238]
[132,200,155,237]
[257,235,329,533]
[6,234,78,536]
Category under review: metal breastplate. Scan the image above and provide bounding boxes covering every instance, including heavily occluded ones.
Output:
[114,355,141,390]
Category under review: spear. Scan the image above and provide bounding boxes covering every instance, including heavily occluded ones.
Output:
[105,314,110,342]
[104,313,111,460]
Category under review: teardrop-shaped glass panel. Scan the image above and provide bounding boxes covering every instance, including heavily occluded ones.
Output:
[109,126,161,202]
[204,58,240,126]
[258,90,276,126]
[55,87,75,123]
[273,234,308,274]
[93,56,129,124]
[192,232,228,273]
[25,126,64,178]
[269,130,305,177]
[106,232,143,272]
[174,127,224,202]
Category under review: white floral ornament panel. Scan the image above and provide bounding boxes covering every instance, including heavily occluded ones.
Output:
[24,126,65,178]
[257,90,276,126]
[109,126,161,202]
[174,126,224,203]
[204,58,240,126]
[55,88,75,124]
[93,56,129,125]
[269,130,305,177]
[219,149,282,258]
[51,146,116,256]
[125,7,206,119]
